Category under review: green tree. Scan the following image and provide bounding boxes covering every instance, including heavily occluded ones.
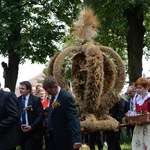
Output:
[83,0,150,83]
[0,0,81,92]
[1,0,149,91]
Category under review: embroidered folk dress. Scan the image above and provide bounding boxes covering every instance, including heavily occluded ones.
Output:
[132,93,150,150]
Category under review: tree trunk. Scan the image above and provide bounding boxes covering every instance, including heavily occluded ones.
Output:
[4,26,21,92]
[2,0,22,92]
[124,3,146,84]
[4,52,20,92]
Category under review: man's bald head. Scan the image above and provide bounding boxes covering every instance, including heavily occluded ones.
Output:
[127,85,136,98]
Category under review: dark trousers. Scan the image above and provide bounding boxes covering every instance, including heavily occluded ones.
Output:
[89,132,103,150]
[119,128,125,143]
[126,125,134,138]
[82,133,89,144]
[106,130,121,150]
[47,130,73,150]
[20,132,43,150]
[44,133,50,150]
[47,131,57,150]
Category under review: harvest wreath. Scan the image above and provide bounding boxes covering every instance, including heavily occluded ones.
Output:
[47,8,126,132]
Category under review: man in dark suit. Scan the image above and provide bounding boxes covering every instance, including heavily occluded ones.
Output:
[0,82,20,150]
[124,85,136,138]
[18,81,44,150]
[106,100,124,150]
[43,76,82,150]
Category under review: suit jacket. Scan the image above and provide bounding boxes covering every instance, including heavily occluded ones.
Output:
[51,89,82,150]
[18,94,44,138]
[107,101,124,150]
[0,89,20,149]
[124,100,130,114]
[109,100,124,123]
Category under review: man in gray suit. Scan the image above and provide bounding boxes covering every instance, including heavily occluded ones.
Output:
[0,82,20,150]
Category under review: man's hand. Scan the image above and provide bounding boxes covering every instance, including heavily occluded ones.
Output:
[73,143,82,150]
[21,124,32,132]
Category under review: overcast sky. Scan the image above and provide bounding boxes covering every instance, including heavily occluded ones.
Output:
[0,55,45,88]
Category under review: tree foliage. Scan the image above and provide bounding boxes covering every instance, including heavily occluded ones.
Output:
[0,0,82,91]
[0,0,149,91]
[0,0,81,63]
[82,0,150,83]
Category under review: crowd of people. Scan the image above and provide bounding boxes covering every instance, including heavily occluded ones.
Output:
[0,76,82,150]
[0,76,150,150]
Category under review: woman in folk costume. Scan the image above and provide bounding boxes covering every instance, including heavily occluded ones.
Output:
[131,77,150,150]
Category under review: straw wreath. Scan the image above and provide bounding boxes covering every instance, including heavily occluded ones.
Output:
[53,46,79,88]
[47,8,126,131]
[48,52,60,76]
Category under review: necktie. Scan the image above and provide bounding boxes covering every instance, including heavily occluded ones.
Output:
[130,98,134,111]
[47,97,55,131]
[22,97,26,124]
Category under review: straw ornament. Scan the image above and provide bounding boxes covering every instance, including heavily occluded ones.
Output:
[73,8,99,41]
[48,52,60,76]
[48,8,126,132]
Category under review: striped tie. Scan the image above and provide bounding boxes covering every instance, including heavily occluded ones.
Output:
[130,98,134,111]
[22,97,26,124]
[47,97,55,131]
